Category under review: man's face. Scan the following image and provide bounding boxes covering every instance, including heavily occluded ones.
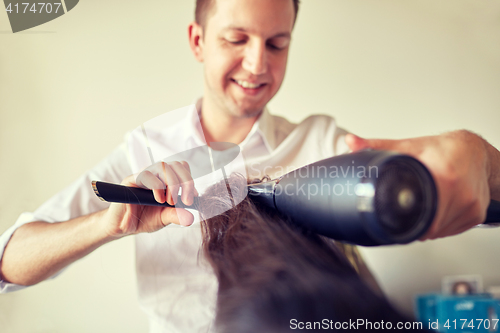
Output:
[200,0,295,118]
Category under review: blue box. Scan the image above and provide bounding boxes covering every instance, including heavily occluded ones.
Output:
[415,294,500,332]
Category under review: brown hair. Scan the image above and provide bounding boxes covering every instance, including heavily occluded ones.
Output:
[199,175,422,332]
[195,0,301,29]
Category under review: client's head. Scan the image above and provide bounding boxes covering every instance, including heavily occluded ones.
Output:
[199,174,424,333]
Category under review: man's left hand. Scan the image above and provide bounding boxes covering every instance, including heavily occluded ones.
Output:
[345,130,500,240]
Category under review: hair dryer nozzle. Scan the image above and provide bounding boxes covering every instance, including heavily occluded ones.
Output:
[247,179,278,209]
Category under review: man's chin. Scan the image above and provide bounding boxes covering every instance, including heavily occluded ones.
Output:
[231,107,264,119]
[229,100,267,118]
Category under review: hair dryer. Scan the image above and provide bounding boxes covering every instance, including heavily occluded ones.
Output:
[92,150,500,246]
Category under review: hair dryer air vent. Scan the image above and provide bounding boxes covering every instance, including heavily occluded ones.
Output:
[373,157,436,240]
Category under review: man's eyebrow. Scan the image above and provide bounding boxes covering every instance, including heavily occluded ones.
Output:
[222,26,291,39]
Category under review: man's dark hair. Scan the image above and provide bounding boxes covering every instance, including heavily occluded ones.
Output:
[195,0,300,29]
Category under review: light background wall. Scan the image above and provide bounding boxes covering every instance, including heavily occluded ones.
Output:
[1,0,499,332]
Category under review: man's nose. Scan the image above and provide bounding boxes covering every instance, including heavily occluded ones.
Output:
[242,41,267,75]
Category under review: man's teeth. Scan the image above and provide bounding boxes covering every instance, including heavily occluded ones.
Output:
[235,80,262,89]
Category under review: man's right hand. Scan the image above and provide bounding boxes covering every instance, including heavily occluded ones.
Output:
[1,161,199,286]
[103,161,199,238]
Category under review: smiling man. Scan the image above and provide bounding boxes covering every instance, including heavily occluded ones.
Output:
[1,0,499,332]
[191,0,296,144]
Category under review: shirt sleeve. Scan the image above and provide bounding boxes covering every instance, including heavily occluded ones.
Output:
[305,114,350,158]
[0,143,132,293]
[333,125,350,156]
[324,116,350,157]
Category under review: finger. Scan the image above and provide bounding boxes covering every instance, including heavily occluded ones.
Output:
[345,134,371,152]
[423,174,490,240]
[180,161,199,197]
[425,217,472,240]
[169,161,196,205]
[136,170,166,203]
[180,160,191,174]
[161,207,194,227]
[421,197,478,240]
[440,199,488,237]
[345,134,403,153]
[420,193,456,240]
[121,174,140,187]
[159,162,181,206]
[419,188,451,241]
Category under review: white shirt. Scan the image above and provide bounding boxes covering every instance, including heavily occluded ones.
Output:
[0,101,349,332]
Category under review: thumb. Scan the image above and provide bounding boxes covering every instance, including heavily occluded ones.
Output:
[161,207,194,227]
[345,133,372,152]
[345,133,401,152]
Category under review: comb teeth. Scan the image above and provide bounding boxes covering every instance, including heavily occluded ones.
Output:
[91,181,106,202]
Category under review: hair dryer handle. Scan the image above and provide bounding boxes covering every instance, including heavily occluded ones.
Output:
[91,181,198,209]
[485,200,500,224]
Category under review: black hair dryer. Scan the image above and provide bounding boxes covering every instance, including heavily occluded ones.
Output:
[92,150,500,246]
[249,150,500,246]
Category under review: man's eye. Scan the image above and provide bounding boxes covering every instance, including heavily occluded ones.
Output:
[267,44,283,51]
[227,40,245,45]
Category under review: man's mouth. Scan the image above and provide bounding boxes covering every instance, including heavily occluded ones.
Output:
[232,79,266,89]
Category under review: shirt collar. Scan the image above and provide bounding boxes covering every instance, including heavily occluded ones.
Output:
[176,100,206,150]
[184,98,277,152]
[255,106,277,152]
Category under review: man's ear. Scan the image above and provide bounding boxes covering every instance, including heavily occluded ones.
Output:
[188,22,204,63]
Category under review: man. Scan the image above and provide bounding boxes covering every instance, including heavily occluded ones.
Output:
[1,0,499,332]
